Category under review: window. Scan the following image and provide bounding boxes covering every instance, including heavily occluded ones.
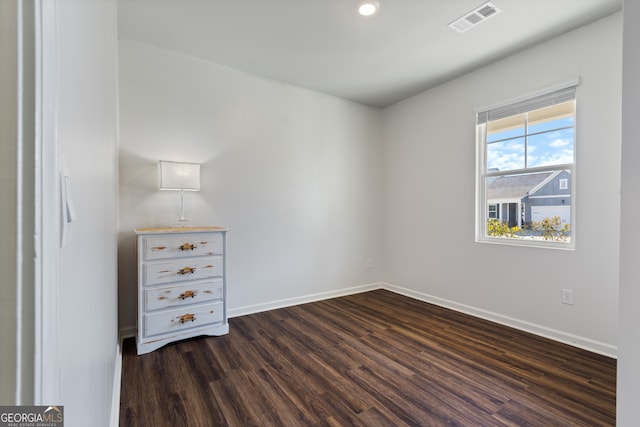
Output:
[559,178,568,190]
[476,83,577,247]
[488,204,498,219]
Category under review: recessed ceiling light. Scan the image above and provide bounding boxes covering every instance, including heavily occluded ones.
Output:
[357,0,380,17]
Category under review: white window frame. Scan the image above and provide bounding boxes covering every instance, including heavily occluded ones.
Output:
[475,80,579,250]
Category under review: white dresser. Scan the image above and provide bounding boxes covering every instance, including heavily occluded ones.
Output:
[134,226,229,355]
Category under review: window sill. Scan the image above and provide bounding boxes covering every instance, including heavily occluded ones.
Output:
[476,236,575,251]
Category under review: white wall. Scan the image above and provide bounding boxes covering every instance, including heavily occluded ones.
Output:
[382,13,621,355]
[118,40,383,330]
[617,0,640,423]
[55,0,119,425]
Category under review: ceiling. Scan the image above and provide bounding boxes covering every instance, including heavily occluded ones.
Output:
[117,0,622,109]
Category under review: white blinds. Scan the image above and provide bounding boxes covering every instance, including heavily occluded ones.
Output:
[477,85,577,125]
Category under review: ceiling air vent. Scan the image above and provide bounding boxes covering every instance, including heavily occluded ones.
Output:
[448,1,502,33]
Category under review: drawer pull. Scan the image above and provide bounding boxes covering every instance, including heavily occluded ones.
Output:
[178,313,196,323]
[177,267,196,275]
[179,243,197,251]
[179,290,197,300]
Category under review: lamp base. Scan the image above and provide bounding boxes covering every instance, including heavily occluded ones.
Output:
[174,217,191,228]
[174,190,192,227]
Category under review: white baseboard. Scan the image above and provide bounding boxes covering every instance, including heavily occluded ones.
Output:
[381,282,617,358]
[227,282,384,318]
[110,333,124,427]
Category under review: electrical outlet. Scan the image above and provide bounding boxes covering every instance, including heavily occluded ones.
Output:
[366,258,373,268]
[561,289,574,305]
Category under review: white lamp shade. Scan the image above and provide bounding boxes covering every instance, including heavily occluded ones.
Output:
[158,161,201,191]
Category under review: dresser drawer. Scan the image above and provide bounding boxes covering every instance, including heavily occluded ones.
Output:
[142,233,223,261]
[144,301,224,337]
[145,279,223,311]
[143,256,223,286]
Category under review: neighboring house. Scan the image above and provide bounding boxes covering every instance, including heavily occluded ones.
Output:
[487,170,571,228]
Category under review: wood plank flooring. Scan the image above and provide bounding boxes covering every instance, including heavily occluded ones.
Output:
[120,289,616,426]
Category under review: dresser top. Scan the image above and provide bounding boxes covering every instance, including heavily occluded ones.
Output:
[135,226,226,234]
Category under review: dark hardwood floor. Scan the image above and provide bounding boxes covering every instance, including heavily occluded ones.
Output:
[120,289,616,426]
